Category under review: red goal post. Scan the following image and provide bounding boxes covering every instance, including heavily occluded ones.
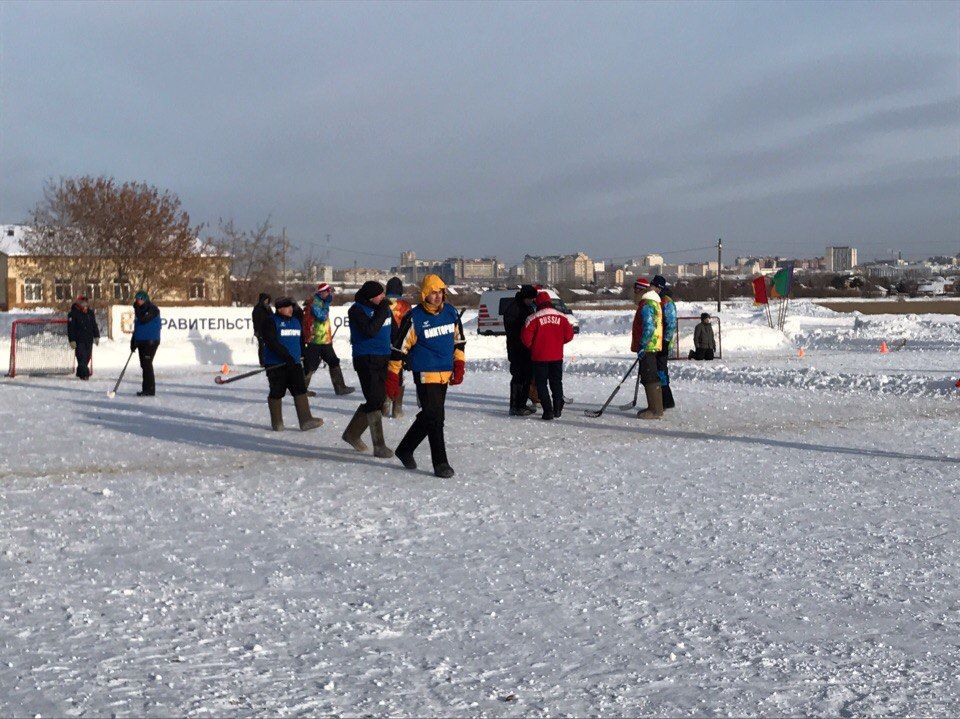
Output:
[672,315,722,360]
[7,318,91,378]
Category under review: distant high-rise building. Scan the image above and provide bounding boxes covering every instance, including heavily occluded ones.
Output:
[825,246,858,272]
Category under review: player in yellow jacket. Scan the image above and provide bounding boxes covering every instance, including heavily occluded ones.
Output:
[386,275,465,478]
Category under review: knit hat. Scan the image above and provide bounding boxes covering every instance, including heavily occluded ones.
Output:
[701,312,710,320]
[315,283,331,295]
[651,275,667,290]
[274,296,295,309]
[634,278,651,292]
[134,290,149,303]
[355,281,385,303]
[535,291,553,308]
[385,277,404,296]
[517,284,537,300]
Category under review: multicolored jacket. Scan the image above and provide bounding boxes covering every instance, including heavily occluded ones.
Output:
[309,293,334,345]
[389,275,465,385]
[630,289,663,354]
[661,295,677,352]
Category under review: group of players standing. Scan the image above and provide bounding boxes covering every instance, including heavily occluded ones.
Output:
[252,274,465,478]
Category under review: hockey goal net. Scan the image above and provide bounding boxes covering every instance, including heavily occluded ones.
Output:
[7,318,84,378]
[672,315,722,360]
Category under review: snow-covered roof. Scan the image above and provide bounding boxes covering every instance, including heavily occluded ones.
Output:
[0,225,28,256]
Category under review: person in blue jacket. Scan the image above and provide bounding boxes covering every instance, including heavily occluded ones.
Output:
[259,297,323,432]
[342,281,394,458]
[130,291,161,396]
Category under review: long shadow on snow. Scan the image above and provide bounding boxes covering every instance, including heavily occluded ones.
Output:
[79,407,390,469]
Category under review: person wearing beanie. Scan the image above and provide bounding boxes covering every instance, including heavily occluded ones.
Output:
[521,291,574,420]
[631,279,665,419]
[66,295,99,380]
[387,274,465,478]
[303,283,355,397]
[252,293,273,367]
[382,277,412,418]
[691,312,716,361]
[260,297,323,432]
[503,284,539,416]
[131,291,161,396]
[344,280,394,458]
[656,284,678,410]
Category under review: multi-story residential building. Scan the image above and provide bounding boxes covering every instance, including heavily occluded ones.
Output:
[825,246,858,272]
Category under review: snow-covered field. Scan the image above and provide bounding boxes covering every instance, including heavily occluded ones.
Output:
[1,301,958,716]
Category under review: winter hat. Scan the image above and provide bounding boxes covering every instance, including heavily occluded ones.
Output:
[651,275,667,290]
[700,312,711,320]
[385,277,404,296]
[355,281,385,303]
[257,292,272,305]
[274,296,295,310]
[634,278,651,292]
[315,283,331,295]
[535,291,553,308]
[134,290,149,303]
[517,284,537,300]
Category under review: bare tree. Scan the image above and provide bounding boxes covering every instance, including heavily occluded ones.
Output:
[22,176,208,304]
[214,217,284,305]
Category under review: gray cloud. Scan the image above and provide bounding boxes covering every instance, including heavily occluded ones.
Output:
[0,0,956,264]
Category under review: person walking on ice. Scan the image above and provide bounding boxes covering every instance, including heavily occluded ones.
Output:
[259,297,323,432]
[304,283,355,397]
[343,281,394,458]
[382,276,412,418]
[387,274,465,478]
[630,278,665,419]
[521,290,574,420]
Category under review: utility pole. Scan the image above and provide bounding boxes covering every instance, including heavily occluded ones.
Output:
[281,226,288,295]
[716,237,723,313]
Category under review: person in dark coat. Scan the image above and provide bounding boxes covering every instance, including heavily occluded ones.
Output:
[690,313,716,360]
[66,295,99,380]
[503,284,538,416]
[252,293,273,366]
[131,291,161,396]
[261,297,323,431]
[343,280,394,458]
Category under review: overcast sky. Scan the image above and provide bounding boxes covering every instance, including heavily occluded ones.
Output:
[1,1,957,265]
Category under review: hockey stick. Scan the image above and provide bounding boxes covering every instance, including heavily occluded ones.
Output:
[106,350,136,398]
[215,363,284,385]
[618,370,642,410]
[584,356,641,418]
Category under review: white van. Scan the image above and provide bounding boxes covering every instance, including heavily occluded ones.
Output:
[477,287,580,336]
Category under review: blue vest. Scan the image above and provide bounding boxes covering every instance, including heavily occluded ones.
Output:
[408,304,458,373]
[350,303,392,356]
[133,305,161,341]
[263,315,303,365]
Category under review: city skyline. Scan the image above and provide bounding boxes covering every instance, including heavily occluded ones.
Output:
[1,2,957,264]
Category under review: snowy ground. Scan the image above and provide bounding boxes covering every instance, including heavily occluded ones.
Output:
[1,303,959,716]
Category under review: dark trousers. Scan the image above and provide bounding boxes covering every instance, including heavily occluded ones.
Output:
[532,360,563,414]
[267,364,307,399]
[655,349,670,386]
[396,379,448,468]
[136,340,159,394]
[639,351,659,385]
[689,347,715,361]
[353,355,389,413]
[304,343,341,374]
[508,355,533,409]
[74,341,92,379]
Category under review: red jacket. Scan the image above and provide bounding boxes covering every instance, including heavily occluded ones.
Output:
[521,306,574,361]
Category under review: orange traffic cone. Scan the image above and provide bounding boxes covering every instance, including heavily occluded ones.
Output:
[220,363,230,374]
[798,348,805,358]
[879,341,889,354]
